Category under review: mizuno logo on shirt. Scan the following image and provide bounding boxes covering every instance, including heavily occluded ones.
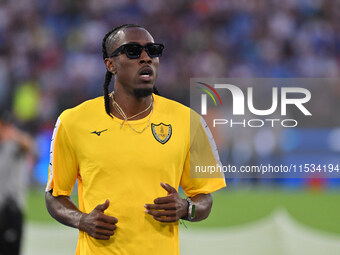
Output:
[91,129,108,136]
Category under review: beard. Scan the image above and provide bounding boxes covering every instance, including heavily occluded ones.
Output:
[133,87,154,98]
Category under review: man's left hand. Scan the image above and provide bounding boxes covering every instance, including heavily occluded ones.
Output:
[144,182,188,223]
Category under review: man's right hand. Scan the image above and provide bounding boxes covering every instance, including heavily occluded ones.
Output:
[78,199,118,240]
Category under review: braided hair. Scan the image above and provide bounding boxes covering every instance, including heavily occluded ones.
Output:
[102,24,160,118]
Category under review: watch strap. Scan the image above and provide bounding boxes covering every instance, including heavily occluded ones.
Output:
[185,198,196,221]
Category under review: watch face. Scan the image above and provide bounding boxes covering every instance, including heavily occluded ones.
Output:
[187,198,196,221]
[191,204,196,220]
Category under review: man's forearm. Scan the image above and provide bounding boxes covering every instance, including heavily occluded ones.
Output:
[46,191,118,239]
[189,193,213,222]
[45,191,83,229]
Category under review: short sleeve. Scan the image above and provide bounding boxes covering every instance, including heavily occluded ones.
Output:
[45,117,79,197]
[180,114,226,197]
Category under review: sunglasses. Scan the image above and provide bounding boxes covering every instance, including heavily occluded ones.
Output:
[110,43,164,59]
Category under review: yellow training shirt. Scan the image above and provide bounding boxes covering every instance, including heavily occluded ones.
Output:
[46,94,226,255]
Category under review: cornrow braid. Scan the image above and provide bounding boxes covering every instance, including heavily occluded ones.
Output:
[101,24,161,117]
[103,71,113,117]
[153,86,160,95]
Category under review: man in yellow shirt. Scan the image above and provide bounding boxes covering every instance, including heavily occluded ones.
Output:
[45,24,226,255]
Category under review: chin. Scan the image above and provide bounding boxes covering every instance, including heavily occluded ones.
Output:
[133,87,154,98]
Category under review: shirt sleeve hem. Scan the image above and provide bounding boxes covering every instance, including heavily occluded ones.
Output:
[52,189,72,197]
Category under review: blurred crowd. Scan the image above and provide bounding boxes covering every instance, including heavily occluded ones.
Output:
[1,0,340,132]
[0,0,340,187]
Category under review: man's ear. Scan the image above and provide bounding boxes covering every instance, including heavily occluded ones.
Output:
[104,58,116,74]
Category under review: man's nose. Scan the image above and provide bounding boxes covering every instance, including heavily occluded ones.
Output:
[139,49,152,64]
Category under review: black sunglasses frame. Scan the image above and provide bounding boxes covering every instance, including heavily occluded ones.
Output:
[109,43,164,59]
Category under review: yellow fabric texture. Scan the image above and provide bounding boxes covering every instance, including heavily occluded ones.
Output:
[46,94,226,255]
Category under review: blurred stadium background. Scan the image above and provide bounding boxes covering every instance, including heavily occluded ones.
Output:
[1,0,340,254]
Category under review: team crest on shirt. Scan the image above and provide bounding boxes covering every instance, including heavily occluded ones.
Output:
[151,123,172,144]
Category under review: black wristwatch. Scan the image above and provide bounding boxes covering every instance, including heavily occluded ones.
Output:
[185,198,196,221]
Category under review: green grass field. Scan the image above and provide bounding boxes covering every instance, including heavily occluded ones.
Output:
[26,187,340,234]
[187,189,340,234]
